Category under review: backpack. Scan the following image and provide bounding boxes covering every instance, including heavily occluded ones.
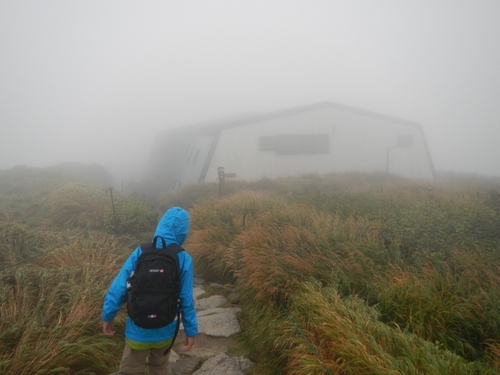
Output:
[126,236,184,331]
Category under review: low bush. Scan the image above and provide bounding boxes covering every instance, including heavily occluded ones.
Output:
[103,192,158,240]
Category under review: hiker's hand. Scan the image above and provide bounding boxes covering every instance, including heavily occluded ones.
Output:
[181,336,194,352]
[103,320,115,336]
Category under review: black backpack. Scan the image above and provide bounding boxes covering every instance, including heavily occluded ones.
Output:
[127,236,184,335]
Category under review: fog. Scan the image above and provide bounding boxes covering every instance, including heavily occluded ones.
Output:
[1,1,499,183]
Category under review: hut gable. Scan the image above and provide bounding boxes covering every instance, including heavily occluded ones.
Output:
[148,102,435,190]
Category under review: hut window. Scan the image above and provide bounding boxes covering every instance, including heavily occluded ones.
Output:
[259,134,330,155]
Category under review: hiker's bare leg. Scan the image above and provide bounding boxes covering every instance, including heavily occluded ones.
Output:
[146,347,171,375]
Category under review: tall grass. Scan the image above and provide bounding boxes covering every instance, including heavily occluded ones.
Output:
[187,176,500,374]
[0,221,62,266]
[34,182,110,230]
[0,172,162,374]
[2,170,499,374]
[188,190,288,283]
[378,250,500,360]
[0,232,136,374]
[240,281,496,375]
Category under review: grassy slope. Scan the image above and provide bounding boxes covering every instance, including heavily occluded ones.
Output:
[0,167,499,374]
[185,173,500,374]
[0,165,155,374]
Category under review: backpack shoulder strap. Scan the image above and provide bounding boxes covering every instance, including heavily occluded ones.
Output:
[164,309,182,355]
[162,245,184,356]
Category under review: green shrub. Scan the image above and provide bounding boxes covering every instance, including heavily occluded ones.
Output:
[157,182,219,211]
[103,192,158,239]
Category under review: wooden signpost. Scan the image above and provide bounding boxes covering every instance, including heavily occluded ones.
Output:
[218,167,237,197]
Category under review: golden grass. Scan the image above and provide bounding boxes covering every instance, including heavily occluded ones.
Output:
[2,171,499,374]
[188,190,287,282]
[37,182,110,230]
[377,249,500,360]
[186,181,500,374]
[0,221,62,266]
[0,231,134,374]
[241,281,494,375]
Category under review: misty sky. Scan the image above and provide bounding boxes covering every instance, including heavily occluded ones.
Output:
[1,1,499,181]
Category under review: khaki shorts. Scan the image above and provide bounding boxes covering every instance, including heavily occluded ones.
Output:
[111,342,171,375]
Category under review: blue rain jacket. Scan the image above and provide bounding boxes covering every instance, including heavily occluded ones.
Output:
[102,207,198,342]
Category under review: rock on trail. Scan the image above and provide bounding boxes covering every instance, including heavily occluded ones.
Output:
[170,278,254,375]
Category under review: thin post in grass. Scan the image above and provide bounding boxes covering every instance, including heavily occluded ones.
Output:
[108,187,118,231]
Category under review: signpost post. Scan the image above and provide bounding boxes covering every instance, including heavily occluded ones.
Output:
[218,167,237,197]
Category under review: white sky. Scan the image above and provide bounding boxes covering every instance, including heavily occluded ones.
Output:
[1,1,499,181]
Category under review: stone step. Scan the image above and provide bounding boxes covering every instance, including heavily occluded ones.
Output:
[170,281,254,375]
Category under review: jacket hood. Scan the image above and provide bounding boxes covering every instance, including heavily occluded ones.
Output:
[154,207,190,247]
